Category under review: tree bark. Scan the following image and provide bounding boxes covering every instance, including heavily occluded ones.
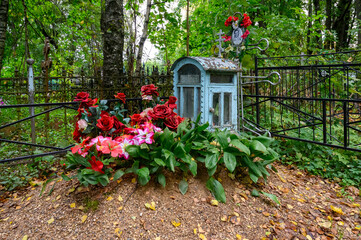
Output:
[101,0,124,94]
[356,0,361,47]
[325,0,332,49]
[332,0,352,51]
[0,0,9,77]
[135,0,152,76]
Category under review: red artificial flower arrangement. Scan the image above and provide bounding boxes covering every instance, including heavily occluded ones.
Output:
[223,13,252,43]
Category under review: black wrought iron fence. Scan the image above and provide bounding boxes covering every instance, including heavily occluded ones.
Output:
[0,97,170,163]
[243,50,361,151]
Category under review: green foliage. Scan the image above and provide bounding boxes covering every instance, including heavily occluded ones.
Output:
[275,139,361,188]
[0,163,40,191]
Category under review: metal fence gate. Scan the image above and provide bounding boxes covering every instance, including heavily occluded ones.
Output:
[242,50,361,152]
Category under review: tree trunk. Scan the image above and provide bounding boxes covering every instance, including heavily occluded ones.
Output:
[356,0,361,47]
[313,0,322,49]
[325,0,332,49]
[101,0,124,96]
[306,0,313,54]
[0,0,9,77]
[332,0,352,51]
[135,0,152,76]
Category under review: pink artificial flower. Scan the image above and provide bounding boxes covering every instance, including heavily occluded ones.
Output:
[98,139,123,158]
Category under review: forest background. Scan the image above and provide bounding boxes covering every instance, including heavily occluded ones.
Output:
[0,0,360,78]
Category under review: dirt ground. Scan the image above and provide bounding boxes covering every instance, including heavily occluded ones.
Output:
[0,162,361,240]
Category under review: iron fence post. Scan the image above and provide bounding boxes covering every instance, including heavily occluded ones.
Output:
[343,101,348,148]
[255,56,260,126]
[322,100,327,144]
[26,59,36,145]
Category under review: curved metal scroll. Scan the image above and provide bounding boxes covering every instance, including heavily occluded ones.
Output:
[247,38,269,52]
[241,71,281,86]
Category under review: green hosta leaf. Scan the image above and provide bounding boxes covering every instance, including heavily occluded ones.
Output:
[207,165,217,177]
[196,122,209,132]
[205,153,218,169]
[223,151,237,172]
[174,143,186,159]
[206,177,226,203]
[157,174,166,187]
[125,145,140,158]
[230,139,250,155]
[113,170,125,180]
[125,161,139,174]
[242,156,263,178]
[179,179,188,195]
[215,131,229,149]
[189,160,197,176]
[253,136,274,147]
[261,191,280,205]
[97,175,109,187]
[154,158,166,167]
[136,167,150,186]
[166,154,176,172]
[250,140,269,154]
[249,170,259,183]
[251,189,260,197]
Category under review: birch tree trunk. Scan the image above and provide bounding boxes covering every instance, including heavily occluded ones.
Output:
[135,0,151,76]
[356,0,361,47]
[0,0,9,77]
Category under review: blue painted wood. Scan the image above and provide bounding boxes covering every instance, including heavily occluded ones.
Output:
[172,57,238,130]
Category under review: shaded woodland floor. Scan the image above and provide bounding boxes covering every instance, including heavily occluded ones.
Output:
[0,162,360,240]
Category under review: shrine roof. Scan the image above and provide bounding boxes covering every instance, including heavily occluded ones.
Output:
[171,57,239,72]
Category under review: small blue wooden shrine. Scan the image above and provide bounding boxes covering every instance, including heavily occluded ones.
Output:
[171,57,239,130]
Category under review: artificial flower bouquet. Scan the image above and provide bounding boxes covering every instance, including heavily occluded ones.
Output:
[62,84,278,203]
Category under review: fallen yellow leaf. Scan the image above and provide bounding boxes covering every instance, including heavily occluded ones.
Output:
[194,228,197,234]
[236,234,242,239]
[131,178,137,183]
[114,227,122,237]
[56,195,61,200]
[118,206,123,211]
[277,173,286,183]
[78,206,84,210]
[1,217,9,222]
[47,217,54,224]
[70,203,76,208]
[306,235,312,240]
[26,197,32,201]
[81,215,87,223]
[145,201,156,211]
[199,233,206,240]
[330,205,344,215]
[210,200,218,206]
[106,196,113,201]
[22,235,28,240]
[171,220,181,227]
[68,188,75,194]
[118,195,123,202]
[355,225,361,230]
[337,221,344,226]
